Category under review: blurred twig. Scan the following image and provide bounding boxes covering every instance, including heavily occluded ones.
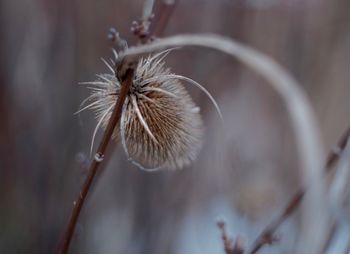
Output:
[247,125,350,254]
[150,0,178,39]
[131,0,177,44]
[217,219,246,254]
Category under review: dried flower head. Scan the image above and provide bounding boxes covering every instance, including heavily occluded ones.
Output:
[78,49,221,171]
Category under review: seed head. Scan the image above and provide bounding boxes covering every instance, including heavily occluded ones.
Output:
[78,49,221,171]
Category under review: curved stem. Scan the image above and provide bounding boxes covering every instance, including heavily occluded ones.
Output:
[121,34,328,253]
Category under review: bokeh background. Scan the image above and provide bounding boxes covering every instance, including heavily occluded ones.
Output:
[1,0,350,253]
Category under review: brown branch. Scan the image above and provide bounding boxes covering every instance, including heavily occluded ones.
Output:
[248,125,350,254]
[149,0,178,39]
[55,68,135,254]
[217,220,247,254]
[130,0,177,44]
[55,2,178,253]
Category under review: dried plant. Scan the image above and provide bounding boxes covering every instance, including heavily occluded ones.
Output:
[3,0,350,254]
[59,33,328,254]
[78,50,221,171]
[55,2,343,254]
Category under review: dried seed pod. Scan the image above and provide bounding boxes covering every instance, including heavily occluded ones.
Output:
[78,50,221,171]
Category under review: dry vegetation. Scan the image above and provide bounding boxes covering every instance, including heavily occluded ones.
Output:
[1,0,350,254]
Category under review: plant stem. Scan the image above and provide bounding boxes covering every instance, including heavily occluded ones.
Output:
[55,68,135,254]
[248,125,350,254]
[55,1,178,252]
[150,0,178,38]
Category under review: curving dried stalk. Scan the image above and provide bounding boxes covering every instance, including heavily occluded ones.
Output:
[119,34,329,253]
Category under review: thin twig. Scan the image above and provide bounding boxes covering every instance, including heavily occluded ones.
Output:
[131,0,177,44]
[150,0,178,39]
[55,2,177,252]
[248,126,350,254]
[217,219,246,254]
[55,68,135,254]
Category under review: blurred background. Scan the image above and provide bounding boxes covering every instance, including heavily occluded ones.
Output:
[1,0,350,253]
